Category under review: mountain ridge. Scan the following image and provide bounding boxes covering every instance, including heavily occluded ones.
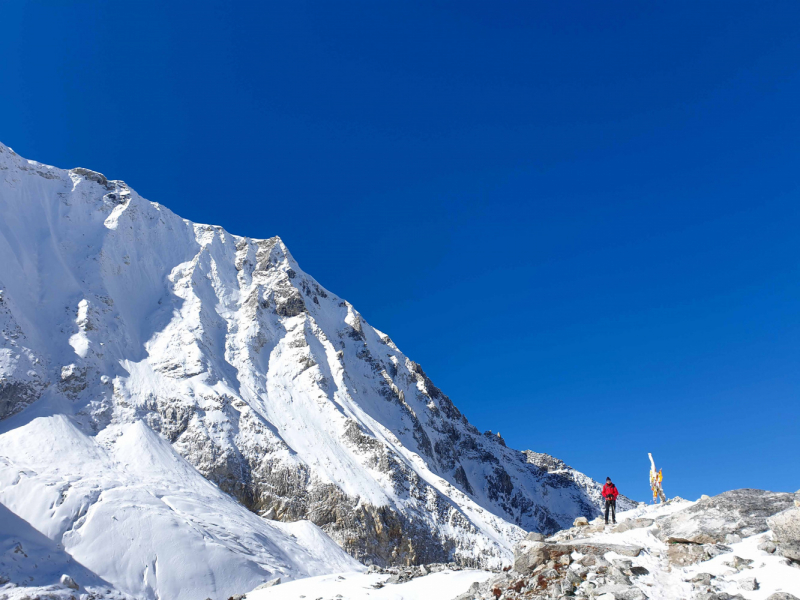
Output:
[0,142,634,597]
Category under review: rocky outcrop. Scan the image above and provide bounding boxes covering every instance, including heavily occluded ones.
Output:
[514,540,643,574]
[768,497,800,563]
[455,495,800,600]
[522,450,638,514]
[477,535,649,600]
[657,489,795,544]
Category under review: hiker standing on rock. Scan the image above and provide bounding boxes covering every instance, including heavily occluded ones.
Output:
[649,452,667,503]
[602,477,619,525]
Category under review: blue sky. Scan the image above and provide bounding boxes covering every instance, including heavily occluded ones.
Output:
[1,2,798,502]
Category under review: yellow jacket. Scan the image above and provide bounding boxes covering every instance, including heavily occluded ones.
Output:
[650,469,663,486]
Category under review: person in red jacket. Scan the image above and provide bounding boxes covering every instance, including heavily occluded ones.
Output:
[602,477,619,525]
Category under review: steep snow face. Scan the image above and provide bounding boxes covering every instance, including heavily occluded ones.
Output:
[0,143,618,576]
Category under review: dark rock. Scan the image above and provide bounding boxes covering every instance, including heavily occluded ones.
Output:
[690,572,714,586]
[704,543,733,559]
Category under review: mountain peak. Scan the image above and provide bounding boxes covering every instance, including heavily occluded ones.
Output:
[0,145,630,598]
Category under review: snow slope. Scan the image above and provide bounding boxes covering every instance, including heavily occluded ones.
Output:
[0,141,630,595]
[0,414,360,599]
[246,570,493,600]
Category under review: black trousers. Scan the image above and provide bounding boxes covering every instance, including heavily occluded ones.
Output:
[604,499,616,523]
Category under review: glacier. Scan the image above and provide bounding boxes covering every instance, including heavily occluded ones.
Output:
[0,142,633,599]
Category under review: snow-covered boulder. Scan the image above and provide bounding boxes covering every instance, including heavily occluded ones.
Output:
[59,574,79,590]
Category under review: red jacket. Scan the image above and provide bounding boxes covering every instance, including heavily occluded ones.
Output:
[602,483,619,501]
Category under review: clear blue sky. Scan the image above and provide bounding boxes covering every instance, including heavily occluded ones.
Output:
[2,2,798,502]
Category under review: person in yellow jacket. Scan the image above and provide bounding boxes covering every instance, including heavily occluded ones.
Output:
[648,453,667,503]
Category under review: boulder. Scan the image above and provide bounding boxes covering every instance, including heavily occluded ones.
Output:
[665,541,730,566]
[513,541,548,574]
[690,573,714,586]
[453,581,482,600]
[766,594,799,600]
[609,566,632,585]
[758,540,777,553]
[657,489,794,544]
[767,507,800,562]
[60,574,79,590]
[574,516,590,527]
[524,531,545,542]
[724,556,753,571]
[252,578,281,590]
[667,543,707,566]
[739,577,758,591]
[704,543,733,559]
[564,541,643,557]
[612,559,633,571]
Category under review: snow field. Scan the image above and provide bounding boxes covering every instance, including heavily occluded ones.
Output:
[245,570,493,600]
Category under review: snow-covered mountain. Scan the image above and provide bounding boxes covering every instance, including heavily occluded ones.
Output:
[0,142,632,597]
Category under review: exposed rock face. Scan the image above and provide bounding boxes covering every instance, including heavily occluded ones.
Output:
[522,450,637,514]
[0,142,618,568]
[0,290,48,419]
[657,489,795,545]
[768,506,800,562]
